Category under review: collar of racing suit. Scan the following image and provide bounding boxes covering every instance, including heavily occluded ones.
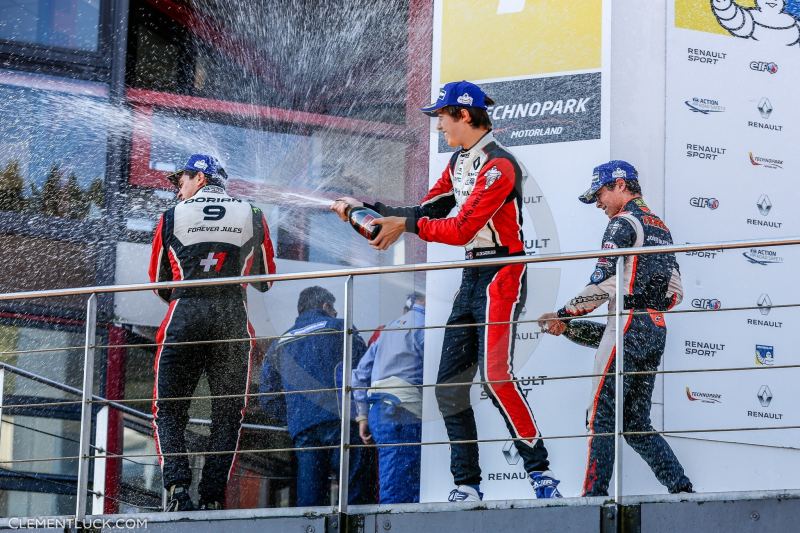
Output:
[620,197,648,214]
[459,130,494,156]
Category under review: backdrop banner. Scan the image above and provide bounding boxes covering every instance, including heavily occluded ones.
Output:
[665,0,800,449]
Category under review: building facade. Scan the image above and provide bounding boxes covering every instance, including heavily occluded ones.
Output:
[0,0,431,515]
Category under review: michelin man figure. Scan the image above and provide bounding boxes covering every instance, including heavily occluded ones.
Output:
[711,0,800,46]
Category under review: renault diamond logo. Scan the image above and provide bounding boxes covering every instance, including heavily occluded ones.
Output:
[757,385,773,408]
[502,441,521,465]
[757,98,773,119]
[757,294,772,316]
[757,194,772,216]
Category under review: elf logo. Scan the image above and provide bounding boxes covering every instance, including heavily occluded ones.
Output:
[689,197,719,210]
[691,298,721,310]
[750,61,779,74]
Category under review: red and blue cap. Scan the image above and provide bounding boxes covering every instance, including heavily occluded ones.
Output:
[579,160,639,204]
[166,154,225,187]
[421,80,489,117]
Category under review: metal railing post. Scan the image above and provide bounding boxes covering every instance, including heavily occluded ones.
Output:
[0,367,5,447]
[76,294,97,522]
[613,256,625,505]
[337,275,354,529]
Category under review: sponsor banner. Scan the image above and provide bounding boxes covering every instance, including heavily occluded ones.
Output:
[665,0,800,450]
[422,0,610,500]
[436,74,602,151]
[665,371,800,447]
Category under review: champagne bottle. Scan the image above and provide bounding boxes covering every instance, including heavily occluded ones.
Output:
[562,320,605,349]
[346,206,382,240]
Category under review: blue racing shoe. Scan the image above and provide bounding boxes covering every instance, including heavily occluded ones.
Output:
[530,470,563,499]
[448,485,483,502]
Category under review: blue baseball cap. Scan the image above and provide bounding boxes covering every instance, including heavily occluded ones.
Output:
[167,154,225,187]
[421,80,489,117]
[579,160,639,204]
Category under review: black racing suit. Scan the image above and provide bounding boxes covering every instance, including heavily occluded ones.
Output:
[556,197,691,496]
[149,185,276,503]
[368,132,549,487]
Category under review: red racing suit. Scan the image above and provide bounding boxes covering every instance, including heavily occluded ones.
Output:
[148,184,276,503]
[367,131,550,486]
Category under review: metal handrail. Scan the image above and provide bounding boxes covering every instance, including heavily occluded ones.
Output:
[4,423,800,466]
[3,235,799,517]
[0,236,796,301]
[0,361,287,433]
[5,356,800,412]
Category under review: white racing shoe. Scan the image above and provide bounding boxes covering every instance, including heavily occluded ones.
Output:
[448,485,484,502]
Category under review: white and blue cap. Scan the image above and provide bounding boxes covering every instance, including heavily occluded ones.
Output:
[167,154,226,188]
[421,80,489,117]
[579,160,639,204]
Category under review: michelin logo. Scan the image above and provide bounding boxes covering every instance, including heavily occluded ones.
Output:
[711,0,800,46]
[755,344,774,366]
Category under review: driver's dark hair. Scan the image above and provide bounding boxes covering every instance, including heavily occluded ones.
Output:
[604,179,642,195]
[184,168,226,188]
[440,95,495,129]
[298,286,336,314]
[205,168,227,188]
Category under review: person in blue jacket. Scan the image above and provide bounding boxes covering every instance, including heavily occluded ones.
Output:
[352,293,425,504]
[260,286,371,506]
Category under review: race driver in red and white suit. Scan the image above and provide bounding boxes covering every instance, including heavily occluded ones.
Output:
[149,154,276,511]
[331,81,562,501]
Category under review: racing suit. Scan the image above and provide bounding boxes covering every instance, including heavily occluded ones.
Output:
[367,131,549,487]
[556,197,691,496]
[148,185,276,503]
